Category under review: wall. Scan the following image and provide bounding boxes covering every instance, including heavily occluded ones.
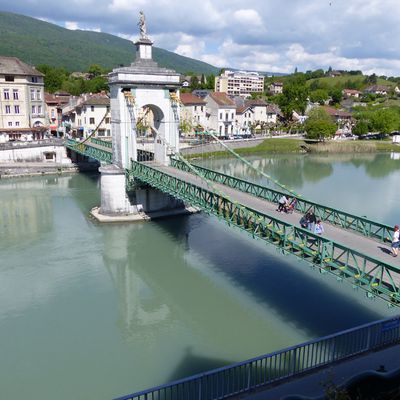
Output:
[0,144,71,163]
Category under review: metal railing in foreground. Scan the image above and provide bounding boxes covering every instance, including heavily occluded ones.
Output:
[114,316,400,400]
[171,158,393,245]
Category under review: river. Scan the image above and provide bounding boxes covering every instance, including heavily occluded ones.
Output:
[0,152,399,399]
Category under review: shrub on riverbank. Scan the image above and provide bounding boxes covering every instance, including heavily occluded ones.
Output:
[185,138,400,160]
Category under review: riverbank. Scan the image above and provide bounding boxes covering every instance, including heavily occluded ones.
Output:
[0,162,98,178]
[185,138,400,159]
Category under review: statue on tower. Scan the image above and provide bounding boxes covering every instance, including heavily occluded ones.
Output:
[138,11,147,39]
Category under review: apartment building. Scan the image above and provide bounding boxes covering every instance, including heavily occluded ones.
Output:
[0,56,47,143]
[63,93,111,139]
[45,92,71,136]
[215,70,264,97]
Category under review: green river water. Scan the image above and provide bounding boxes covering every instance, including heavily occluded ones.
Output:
[1,152,400,399]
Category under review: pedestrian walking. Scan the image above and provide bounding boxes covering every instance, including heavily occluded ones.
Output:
[391,225,400,257]
[307,211,317,231]
[277,195,288,213]
[314,220,324,235]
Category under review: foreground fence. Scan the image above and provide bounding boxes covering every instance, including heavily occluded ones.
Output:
[114,316,400,400]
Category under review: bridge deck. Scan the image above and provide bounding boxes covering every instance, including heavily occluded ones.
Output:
[152,163,400,271]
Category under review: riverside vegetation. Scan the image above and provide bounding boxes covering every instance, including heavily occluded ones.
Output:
[186,138,400,160]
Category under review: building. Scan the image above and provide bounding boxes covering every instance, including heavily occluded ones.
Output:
[45,92,71,136]
[215,70,264,97]
[364,85,390,96]
[0,56,47,143]
[342,89,361,98]
[63,93,111,139]
[268,82,283,95]
[204,92,236,137]
[179,93,207,134]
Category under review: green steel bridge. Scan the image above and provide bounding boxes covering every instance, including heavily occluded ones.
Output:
[65,137,400,307]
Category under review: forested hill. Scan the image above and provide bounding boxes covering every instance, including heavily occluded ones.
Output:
[0,11,219,75]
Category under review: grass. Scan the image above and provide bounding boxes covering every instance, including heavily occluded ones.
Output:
[186,138,400,159]
[306,75,396,89]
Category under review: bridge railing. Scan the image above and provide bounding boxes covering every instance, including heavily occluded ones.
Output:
[89,137,112,148]
[170,158,393,244]
[65,138,113,164]
[128,161,400,305]
[114,315,400,400]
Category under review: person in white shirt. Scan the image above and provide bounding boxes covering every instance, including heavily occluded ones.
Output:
[391,225,400,257]
[277,195,288,213]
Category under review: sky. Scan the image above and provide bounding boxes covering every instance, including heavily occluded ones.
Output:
[1,0,400,76]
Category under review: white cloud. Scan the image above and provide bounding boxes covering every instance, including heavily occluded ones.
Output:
[65,21,79,30]
[2,0,400,75]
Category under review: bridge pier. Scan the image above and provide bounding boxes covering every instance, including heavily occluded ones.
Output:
[99,164,136,215]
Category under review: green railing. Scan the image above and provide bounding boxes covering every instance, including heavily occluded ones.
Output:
[171,158,393,245]
[65,138,112,164]
[90,137,113,148]
[128,160,400,305]
[115,315,400,400]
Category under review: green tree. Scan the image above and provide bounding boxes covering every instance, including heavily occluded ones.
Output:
[329,88,343,104]
[309,89,329,104]
[304,108,336,140]
[190,76,200,90]
[87,64,104,77]
[370,108,400,133]
[37,64,68,93]
[277,76,309,120]
[352,120,369,135]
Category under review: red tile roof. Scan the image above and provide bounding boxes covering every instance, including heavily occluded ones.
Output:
[180,93,206,105]
[209,92,236,107]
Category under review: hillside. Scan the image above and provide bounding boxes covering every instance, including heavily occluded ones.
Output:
[0,11,219,75]
[306,74,396,89]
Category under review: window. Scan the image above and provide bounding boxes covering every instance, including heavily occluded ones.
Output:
[106,129,111,136]
[98,129,105,136]
[89,117,95,124]
[31,76,38,83]
[30,89,35,100]
[219,112,223,120]
[5,76,14,82]
[201,106,204,112]
[194,106,197,111]
[13,89,19,100]
[5,105,11,114]
[84,117,86,124]
[231,113,234,120]
[15,105,20,114]
[105,117,110,124]
[219,126,222,134]
[38,105,42,114]
[51,109,55,118]
[36,90,41,100]
[8,121,12,127]
[15,121,20,127]
[4,89,10,100]
[32,105,36,114]
[91,105,94,112]
[78,119,82,126]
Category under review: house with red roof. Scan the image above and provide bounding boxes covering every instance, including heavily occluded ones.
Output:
[204,92,237,137]
[179,93,207,134]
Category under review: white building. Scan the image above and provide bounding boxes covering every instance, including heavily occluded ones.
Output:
[179,93,207,134]
[63,93,111,139]
[268,82,283,95]
[215,70,264,97]
[0,56,47,143]
[235,99,278,134]
[204,92,236,137]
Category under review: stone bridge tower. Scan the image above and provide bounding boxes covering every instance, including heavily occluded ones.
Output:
[99,12,182,216]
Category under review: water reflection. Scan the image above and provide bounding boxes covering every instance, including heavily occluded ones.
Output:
[200,153,400,191]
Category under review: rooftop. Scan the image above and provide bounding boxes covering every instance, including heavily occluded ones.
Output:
[0,56,44,77]
[209,92,236,107]
[180,93,206,105]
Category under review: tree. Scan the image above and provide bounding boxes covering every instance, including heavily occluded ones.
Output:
[37,64,68,93]
[309,89,329,104]
[329,88,343,105]
[370,108,400,133]
[304,108,336,140]
[277,75,309,120]
[190,76,200,90]
[87,64,104,78]
[352,120,369,136]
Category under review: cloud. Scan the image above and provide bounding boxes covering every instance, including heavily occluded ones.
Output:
[1,0,400,75]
